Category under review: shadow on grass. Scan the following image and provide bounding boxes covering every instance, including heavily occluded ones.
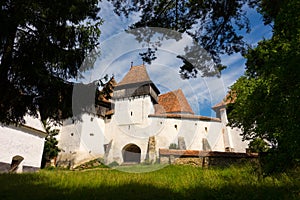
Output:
[0,173,298,200]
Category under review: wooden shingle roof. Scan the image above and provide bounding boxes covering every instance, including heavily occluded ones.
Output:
[117,65,152,86]
[156,89,194,114]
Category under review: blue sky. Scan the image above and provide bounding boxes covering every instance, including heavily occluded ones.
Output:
[79,1,272,117]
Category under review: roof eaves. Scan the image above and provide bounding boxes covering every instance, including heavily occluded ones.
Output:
[148,114,221,122]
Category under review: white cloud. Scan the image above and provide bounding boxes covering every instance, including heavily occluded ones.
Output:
[77,2,271,117]
[79,28,245,117]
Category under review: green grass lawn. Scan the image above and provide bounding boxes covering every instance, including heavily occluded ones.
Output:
[0,164,299,200]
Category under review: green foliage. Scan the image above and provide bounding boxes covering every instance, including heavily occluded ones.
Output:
[0,0,102,124]
[0,165,299,199]
[249,138,269,153]
[114,163,167,173]
[42,166,57,171]
[228,0,300,175]
[107,0,259,78]
[169,143,178,149]
[108,161,119,168]
[41,121,60,168]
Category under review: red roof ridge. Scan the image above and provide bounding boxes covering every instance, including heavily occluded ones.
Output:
[156,89,194,114]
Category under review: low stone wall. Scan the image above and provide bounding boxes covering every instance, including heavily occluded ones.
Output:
[159,149,258,167]
[0,162,40,173]
[0,162,10,173]
[174,157,204,166]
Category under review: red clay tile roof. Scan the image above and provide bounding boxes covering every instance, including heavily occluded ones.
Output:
[117,65,152,86]
[153,104,166,115]
[156,89,194,114]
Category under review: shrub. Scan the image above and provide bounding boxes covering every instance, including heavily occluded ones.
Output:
[108,161,119,167]
[169,143,178,149]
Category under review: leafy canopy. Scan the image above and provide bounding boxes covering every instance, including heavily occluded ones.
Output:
[41,120,60,168]
[108,0,259,78]
[0,0,102,124]
[228,0,300,174]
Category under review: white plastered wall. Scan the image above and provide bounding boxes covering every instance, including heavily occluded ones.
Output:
[57,94,249,166]
[104,95,231,164]
[104,95,155,163]
[0,125,45,169]
[58,113,106,165]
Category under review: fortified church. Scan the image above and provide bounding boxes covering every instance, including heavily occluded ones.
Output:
[57,65,248,167]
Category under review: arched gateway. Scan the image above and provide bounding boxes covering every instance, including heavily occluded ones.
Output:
[122,144,141,163]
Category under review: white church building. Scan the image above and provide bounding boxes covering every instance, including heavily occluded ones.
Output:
[57,65,248,167]
[0,115,46,173]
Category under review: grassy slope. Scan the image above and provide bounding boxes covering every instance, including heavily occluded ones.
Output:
[0,165,299,200]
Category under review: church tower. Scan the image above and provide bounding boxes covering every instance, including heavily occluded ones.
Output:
[113,65,160,126]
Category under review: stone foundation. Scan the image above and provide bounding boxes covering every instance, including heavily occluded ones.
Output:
[159,149,258,167]
[174,157,203,166]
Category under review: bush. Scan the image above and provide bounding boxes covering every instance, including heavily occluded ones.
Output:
[108,161,119,167]
[169,143,178,149]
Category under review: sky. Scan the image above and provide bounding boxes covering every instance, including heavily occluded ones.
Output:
[78,1,272,117]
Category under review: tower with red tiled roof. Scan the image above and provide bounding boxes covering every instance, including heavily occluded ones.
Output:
[113,64,160,126]
[113,65,160,103]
